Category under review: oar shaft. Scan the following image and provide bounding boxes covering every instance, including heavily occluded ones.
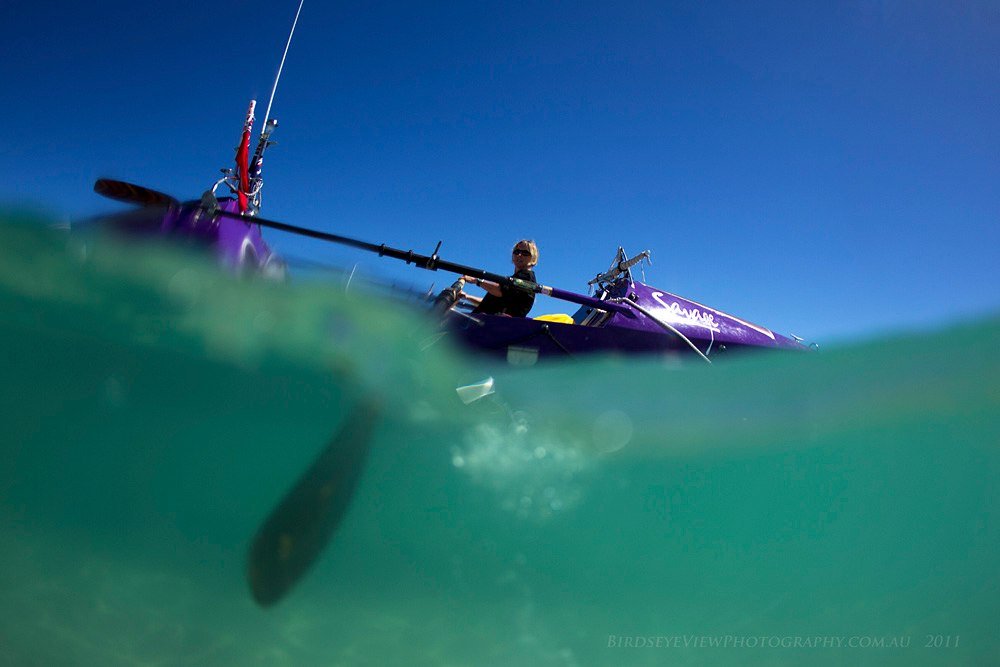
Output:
[237,210,633,314]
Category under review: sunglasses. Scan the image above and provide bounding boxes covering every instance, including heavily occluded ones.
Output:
[512,248,531,257]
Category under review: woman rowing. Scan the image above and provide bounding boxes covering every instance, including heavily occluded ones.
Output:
[462,240,539,317]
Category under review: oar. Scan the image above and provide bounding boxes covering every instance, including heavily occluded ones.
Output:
[94,178,179,208]
[91,178,634,316]
[247,397,382,607]
[91,178,388,606]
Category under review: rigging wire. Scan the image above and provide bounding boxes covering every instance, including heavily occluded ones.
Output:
[620,299,713,364]
[261,0,305,132]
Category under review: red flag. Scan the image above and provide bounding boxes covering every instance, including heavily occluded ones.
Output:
[235,101,256,213]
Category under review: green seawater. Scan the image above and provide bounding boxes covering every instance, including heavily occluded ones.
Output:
[1,219,997,666]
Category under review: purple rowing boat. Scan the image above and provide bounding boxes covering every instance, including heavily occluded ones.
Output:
[436,247,809,364]
[93,135,810,365]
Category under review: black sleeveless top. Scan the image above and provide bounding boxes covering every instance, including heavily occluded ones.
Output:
[473,269,536,317]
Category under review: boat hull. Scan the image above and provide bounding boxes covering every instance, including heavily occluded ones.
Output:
[445,310,806,364]
[94,198,283,277]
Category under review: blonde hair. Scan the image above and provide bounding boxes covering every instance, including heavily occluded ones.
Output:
[513,239,539,267]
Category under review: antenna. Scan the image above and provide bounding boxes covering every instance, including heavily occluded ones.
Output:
[261,0,305,132]
[247,0,305,212]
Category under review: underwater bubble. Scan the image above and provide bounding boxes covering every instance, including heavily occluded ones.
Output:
[454,417,595,522]
[510,410,530,434]
[591,409,633,453]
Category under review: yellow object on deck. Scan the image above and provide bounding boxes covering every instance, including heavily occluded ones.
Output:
[534,313,574,324]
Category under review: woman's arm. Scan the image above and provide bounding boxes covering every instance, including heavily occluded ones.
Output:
[462,275,503,297]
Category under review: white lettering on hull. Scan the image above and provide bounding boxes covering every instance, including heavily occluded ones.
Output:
[651,292,775,340]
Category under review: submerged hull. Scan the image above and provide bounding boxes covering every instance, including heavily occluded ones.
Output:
[445,308,806,364]
[446,313,696,363]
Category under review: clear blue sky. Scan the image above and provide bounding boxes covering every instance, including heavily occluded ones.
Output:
[2,1,997,343]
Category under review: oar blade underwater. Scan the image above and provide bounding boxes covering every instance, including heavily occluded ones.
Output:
[247,398,382,607]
